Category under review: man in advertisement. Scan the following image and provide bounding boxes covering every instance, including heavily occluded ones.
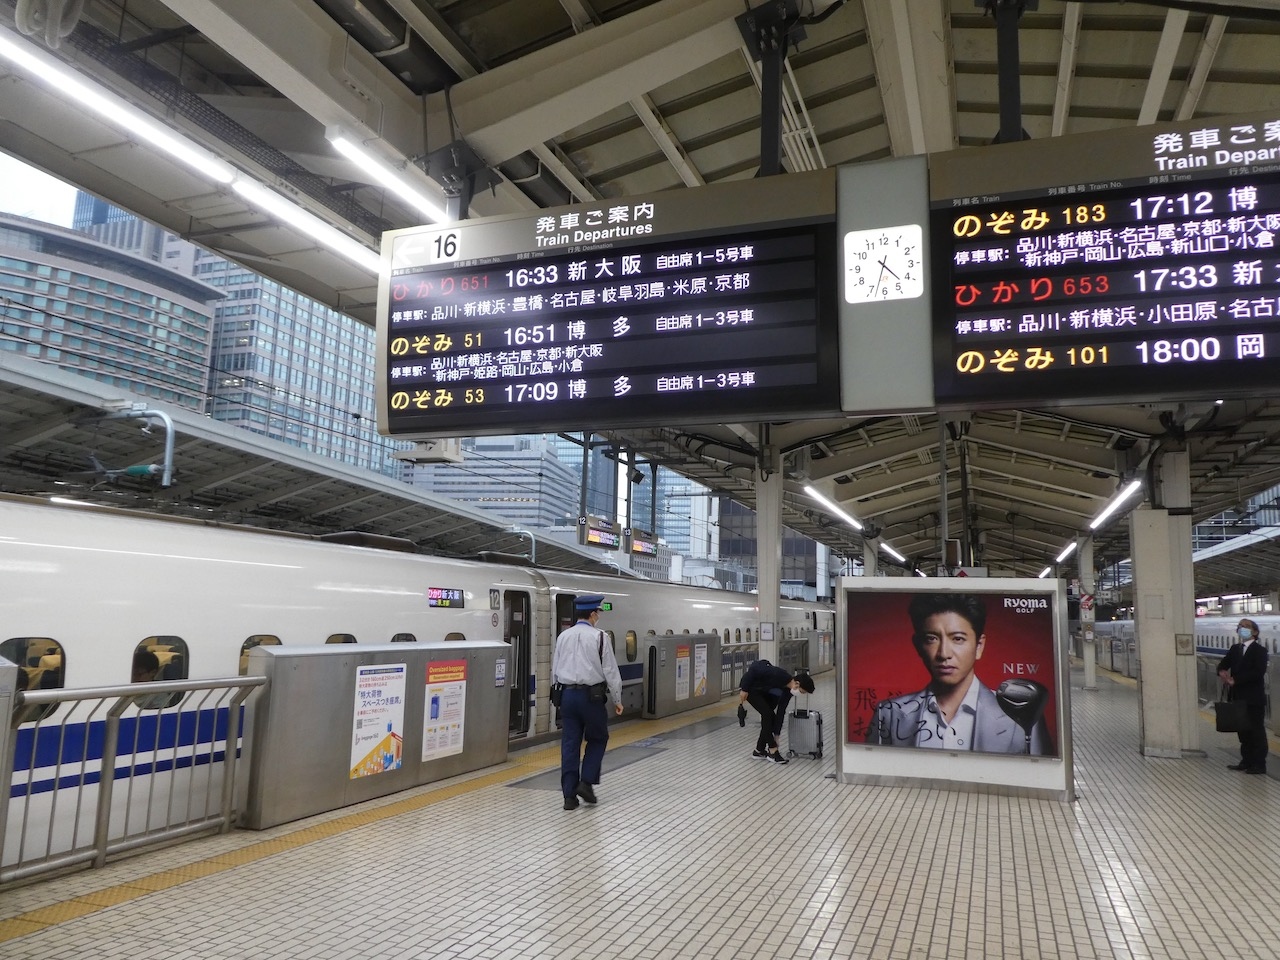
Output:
[864,593,1053,755]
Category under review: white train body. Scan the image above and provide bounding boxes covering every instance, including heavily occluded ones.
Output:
[1,494,834,736]
[2,494,833,873]
[1093,616,1280,658]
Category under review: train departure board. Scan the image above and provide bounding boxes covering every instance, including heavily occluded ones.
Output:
[376,170,840,438]
[929,110,1280,408]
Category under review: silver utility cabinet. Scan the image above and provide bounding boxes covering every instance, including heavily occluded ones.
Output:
[243,641,509,829]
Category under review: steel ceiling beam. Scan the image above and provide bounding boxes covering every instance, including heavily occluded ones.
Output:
[1174,14,1228,121]
[1138,7,1189,126]
[862,0,954,155]
[422,0,748,165]
[1050,1,1082,137]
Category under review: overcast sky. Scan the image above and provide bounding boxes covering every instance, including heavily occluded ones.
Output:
[0,153,77,227]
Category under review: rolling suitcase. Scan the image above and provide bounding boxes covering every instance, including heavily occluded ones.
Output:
[786,695,823,759]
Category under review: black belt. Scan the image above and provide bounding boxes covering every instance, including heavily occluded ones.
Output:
[563,683,597,690]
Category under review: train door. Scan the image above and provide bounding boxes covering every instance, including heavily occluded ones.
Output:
[505,590,532,736]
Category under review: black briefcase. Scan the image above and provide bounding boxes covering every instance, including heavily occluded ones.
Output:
[1215,698,1251,733]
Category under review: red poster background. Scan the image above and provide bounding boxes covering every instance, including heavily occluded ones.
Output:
[845,588,1059,756]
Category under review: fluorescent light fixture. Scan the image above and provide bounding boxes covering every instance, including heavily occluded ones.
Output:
[330,133,451,224]
[1055,540,1078,563]
[232,180,382,274]
[803,485,863,531]
[1088,479,1144,530]
[1037,566,1053,579]
[0,28,382,275]
[878,542,906,563]
[0,29,234,184]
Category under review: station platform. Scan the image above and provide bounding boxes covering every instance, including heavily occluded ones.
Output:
[2,666,1278,960]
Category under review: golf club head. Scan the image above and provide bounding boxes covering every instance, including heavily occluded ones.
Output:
[995,678,1049,732]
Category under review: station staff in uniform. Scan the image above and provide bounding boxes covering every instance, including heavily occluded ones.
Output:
[551,594,623,810]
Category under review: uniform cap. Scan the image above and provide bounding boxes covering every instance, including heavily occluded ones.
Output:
[574,594,605,612]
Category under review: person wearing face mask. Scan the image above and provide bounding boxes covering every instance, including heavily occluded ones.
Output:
[1217,618,1269,774]
[737,660,815,763]
[865,593,1053,754]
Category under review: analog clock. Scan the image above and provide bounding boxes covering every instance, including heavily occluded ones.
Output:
[843,224,924,303]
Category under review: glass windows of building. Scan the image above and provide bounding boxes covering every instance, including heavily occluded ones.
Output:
[0,214,216,409]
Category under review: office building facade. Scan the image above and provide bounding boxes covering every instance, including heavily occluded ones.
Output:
[73,194,403,477]
[0,213,216,409]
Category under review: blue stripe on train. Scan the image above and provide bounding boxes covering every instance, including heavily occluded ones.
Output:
[531,663,645,692]
[12,707,236,775]
[12,749,233,799]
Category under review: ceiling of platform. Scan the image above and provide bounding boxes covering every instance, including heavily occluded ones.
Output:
[3,0,1280,596]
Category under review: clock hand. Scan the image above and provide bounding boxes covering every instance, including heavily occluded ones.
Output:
[877,257,901,280]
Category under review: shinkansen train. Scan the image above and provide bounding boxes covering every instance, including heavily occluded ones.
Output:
[1,493,834,737]
[1093,615,1280,658]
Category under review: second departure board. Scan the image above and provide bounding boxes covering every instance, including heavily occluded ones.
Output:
[930,110,1280,407]
[377,170,840,438]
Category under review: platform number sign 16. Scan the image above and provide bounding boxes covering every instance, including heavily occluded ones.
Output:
[432,230,460,264]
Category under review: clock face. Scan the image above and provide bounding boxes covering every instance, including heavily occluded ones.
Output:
[843,224,925,303]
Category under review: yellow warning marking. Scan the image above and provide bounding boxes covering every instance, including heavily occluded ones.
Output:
[0,697,740,943]
[0,918,44,940]
[17,901,102,924]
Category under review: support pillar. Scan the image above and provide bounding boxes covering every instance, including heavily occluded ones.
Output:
[756,445,783,663]
[863,540,879,578]
[1079,537,1097,691]
[1130,449,1199,757]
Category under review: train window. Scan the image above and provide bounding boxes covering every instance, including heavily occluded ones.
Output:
[724,626,731,642]
[391,633,417,642]
[735,628,742,642]
[647,629,657,636]
[327,634,357,644]
[3,636,64,722]
[444,632,466,641]
[682,628,690,634]
[134,636,187,709]
[238,635,281,675]
[625,630,638,662]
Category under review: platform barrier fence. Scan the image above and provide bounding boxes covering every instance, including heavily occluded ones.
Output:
[1,671,263,889]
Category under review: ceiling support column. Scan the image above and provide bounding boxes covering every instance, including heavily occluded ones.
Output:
[1130,449,1200,758]
[1079,536,1097,691]
[756,440,783,663]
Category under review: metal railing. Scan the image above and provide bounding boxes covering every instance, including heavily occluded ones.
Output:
[720,643,760,696]
[2,677,264,888]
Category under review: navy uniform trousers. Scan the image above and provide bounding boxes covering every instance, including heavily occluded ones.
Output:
[559,687,610,798]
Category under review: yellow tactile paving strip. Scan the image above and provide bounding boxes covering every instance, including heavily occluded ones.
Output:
[0,697,738,943]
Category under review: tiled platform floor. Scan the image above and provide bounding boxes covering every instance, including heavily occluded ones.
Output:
[3,666,1278,960]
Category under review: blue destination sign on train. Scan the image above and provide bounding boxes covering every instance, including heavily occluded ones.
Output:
[375,170,841,438]
[427,587,464,608]
[929,109,1280,408]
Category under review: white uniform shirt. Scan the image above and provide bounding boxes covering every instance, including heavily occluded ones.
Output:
[551,619,623,705]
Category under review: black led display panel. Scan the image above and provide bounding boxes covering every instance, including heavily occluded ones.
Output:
[377,172,841,438]
[929,112,1280,408]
